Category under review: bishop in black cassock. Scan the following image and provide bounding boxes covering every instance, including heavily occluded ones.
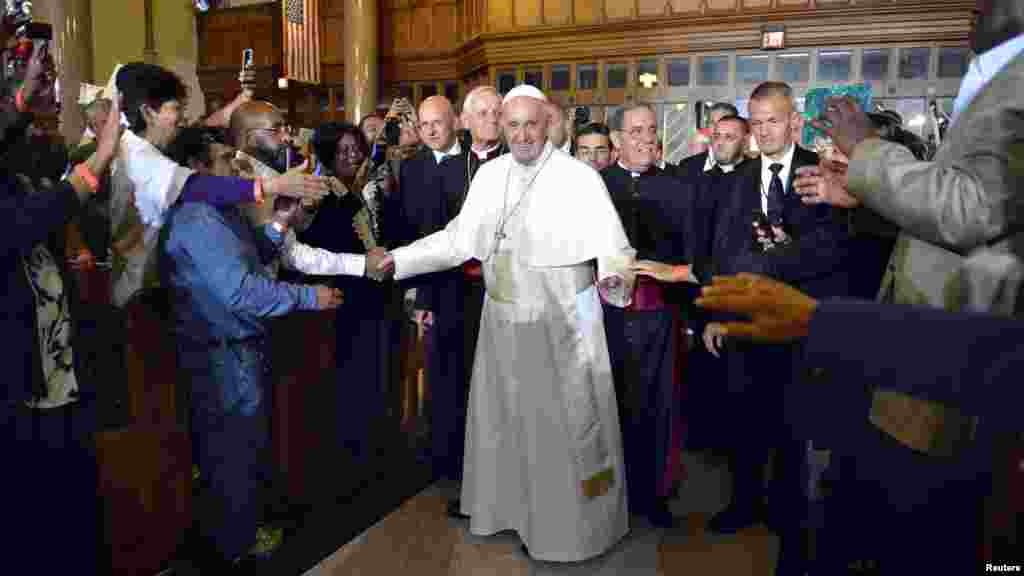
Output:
[600,161,692,527]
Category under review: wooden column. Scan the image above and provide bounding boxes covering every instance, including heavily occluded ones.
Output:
[343,0,378,123]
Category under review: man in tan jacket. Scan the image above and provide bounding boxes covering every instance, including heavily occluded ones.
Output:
[795,0,1024,569]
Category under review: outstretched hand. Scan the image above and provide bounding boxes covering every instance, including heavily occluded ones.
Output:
[266,167,329,201]
[632,260,695,283]
[809,96,877,158]
[793,161,858,208]
[695,273,819,343]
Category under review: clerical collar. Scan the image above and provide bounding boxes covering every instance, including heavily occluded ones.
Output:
[617,161,652,178]
[703,152,737,174]
[471,142,500,160]
[432,140,462,163]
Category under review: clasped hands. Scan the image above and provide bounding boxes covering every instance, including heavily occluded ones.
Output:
[366,248,395,282]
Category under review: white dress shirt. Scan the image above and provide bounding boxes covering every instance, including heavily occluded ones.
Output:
[702,152,737,174]
[759,143,796,216]
[952,34,1024,123]
[432,140,462,164]
[471,142,501,161]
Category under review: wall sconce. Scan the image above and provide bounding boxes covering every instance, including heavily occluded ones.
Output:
[638,72,658,89]
[278,77,289,89]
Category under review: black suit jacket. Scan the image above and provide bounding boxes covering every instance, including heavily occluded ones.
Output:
[671,151,709,183]
[706,147,852,442]
[710,146,851,299]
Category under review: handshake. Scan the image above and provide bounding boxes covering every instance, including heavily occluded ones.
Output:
[365,248,396,282]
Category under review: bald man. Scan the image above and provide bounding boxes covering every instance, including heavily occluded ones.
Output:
[385,96,470,504]
[230,100,384,280]
[379,85,631,562]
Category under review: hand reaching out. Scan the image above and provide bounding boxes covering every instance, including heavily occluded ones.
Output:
[695,273,819,343]
[793,161,858,208]
[314,286,344,310]
[265,168,329,201]
[809,96,878,158]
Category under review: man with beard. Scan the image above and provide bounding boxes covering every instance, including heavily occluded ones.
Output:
[378,85,631,562]
[228,100,387,279]
[672,102,739,181]
[109,63,328,308]
[599,104,693,528]
[427,85,506,518]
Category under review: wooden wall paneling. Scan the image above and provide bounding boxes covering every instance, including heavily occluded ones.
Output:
[706,0,740,10]
[321,14,344,64]
[395,7,413,56]
[545,0,574,25]
[672,0,703,12]
[778,0,810,7]
[517,0,544,27]
[412,3,433,50]
[575,0,605,24]
[741,0,772,9]
[638,0,670,16]
[605,0,636,20]
[488,0,515,32]
[435,2,459,52]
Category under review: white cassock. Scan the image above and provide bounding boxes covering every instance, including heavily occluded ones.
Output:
[392,142,631,562]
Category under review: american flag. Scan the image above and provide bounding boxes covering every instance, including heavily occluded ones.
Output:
[283,0,321,84]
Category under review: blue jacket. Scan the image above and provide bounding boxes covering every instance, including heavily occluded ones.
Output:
[161,202,318,344]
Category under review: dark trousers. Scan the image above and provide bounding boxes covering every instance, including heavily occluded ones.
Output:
[176,339,270,562]
[2,402,99,574]
[425,279,483,484]
[335,312,402,470]
[426,314,469,482]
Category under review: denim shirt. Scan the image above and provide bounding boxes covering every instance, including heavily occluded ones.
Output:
[161,202,318,343]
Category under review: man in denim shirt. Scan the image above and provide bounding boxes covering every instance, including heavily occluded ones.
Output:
[161,127,342,569]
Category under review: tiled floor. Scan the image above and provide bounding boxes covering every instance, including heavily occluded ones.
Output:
[303,453,779,576]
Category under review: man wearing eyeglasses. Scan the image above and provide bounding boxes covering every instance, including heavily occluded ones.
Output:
[574,122,614,172]
[599,104,696,528]
[229,101,387,280]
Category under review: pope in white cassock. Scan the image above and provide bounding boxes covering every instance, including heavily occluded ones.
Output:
[380,85,632,562]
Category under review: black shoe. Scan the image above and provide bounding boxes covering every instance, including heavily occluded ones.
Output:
[446,499,469,519]
[707,503,761,534]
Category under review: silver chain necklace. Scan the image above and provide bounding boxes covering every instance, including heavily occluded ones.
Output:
[491,145,553,257]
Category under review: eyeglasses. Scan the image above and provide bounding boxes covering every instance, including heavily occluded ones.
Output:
[248,124,289,137]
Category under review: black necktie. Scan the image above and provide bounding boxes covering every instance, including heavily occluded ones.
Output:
[767,163,785,223]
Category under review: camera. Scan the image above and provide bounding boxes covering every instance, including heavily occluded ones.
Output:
[383,117,401,147]
[3,1,52,80]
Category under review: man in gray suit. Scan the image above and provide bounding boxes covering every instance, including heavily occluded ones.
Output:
[795,0,1024,569]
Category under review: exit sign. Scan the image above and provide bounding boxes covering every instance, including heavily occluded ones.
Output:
[762,25,785,50]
